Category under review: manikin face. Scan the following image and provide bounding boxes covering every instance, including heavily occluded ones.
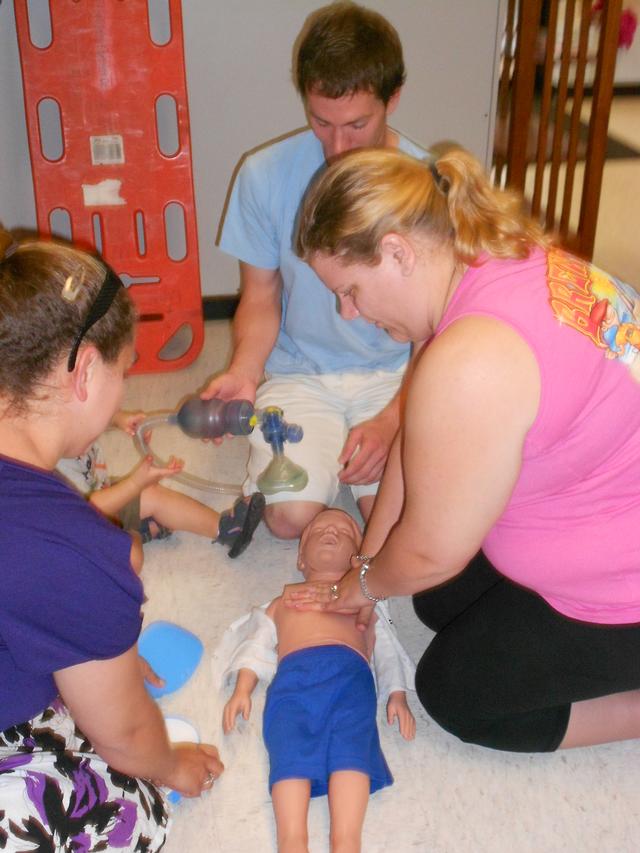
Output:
[305,87,399,162]
[298,509,361,582]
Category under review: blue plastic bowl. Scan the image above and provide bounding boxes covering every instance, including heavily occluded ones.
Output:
[138,620,204,699]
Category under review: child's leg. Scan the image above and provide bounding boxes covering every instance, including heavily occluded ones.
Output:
[271,778,311,853]
[139,485,265,557]
[140,483,219,538]
[327,771,370,853]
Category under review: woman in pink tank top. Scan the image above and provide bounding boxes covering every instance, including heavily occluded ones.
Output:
[288,146,640,754]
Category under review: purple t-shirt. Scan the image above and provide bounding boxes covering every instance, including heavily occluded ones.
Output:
[436,249,640,624]
[0,456,143,730]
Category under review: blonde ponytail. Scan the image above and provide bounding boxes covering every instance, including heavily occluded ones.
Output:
[435,149,550,263]
[297,147,550,267]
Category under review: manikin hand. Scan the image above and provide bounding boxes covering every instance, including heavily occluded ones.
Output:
[386,691,416,740]
[338,410,398,485]
[222,691,253,734]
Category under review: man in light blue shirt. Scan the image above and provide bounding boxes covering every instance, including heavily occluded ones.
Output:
[205,2,427,539]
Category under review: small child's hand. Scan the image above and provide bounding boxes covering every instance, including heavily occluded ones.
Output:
[223,692,252,734]
[386,690,416,741]
[130,455,184,489]
[112,409,148,436]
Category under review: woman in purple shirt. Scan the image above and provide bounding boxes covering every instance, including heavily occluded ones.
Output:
[0,233,222,849]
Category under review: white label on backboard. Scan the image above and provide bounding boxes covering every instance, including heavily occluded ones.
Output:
[90,134,125,165]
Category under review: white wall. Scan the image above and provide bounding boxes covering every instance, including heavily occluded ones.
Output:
[0,0,502,296]
[615,38,640,85]
[0,2,36,233]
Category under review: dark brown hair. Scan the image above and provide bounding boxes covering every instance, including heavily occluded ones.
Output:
[0,232,136,415]
[294,2,405,105]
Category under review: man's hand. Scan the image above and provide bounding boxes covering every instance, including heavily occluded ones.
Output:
[201,371,257,405]
[339,411,398,485]
[200,372,258,445]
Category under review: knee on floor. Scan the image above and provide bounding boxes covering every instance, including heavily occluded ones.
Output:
[264,502,325,540]
[416,640,498,747]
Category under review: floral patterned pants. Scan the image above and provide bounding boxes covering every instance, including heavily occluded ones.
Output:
[0,700,170,852]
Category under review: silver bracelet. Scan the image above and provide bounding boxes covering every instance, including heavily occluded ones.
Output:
[355,554,386,602]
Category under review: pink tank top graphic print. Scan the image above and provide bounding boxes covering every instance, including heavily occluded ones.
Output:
[548,249,640,372]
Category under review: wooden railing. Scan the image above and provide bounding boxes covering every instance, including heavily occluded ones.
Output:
[493,0,622,259]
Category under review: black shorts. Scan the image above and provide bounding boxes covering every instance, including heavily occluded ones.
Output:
[413,552,640,752]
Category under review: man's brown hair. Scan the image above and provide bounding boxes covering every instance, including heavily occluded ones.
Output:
[294,2,405,105]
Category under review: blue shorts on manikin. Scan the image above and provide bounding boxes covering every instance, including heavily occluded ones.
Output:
[263,644,393,797]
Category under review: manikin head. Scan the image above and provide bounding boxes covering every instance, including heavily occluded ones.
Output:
[297,508,361,583]
[294,2,405,161]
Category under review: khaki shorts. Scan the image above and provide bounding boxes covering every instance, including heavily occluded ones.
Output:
[244,367,405,506]
[117,493,141,531]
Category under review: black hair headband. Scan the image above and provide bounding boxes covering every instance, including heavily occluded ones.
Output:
[66,265,123,372]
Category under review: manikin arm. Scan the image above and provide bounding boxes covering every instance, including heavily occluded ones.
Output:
[371,601,416,739]
[211,604,277,689]
[371,601,415,698]
[386,691,416,740]
[223,667,260,733]
[214,604,277,734]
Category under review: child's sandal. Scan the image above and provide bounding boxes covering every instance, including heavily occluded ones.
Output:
[216,492,266,559]
[138,516,173,544]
